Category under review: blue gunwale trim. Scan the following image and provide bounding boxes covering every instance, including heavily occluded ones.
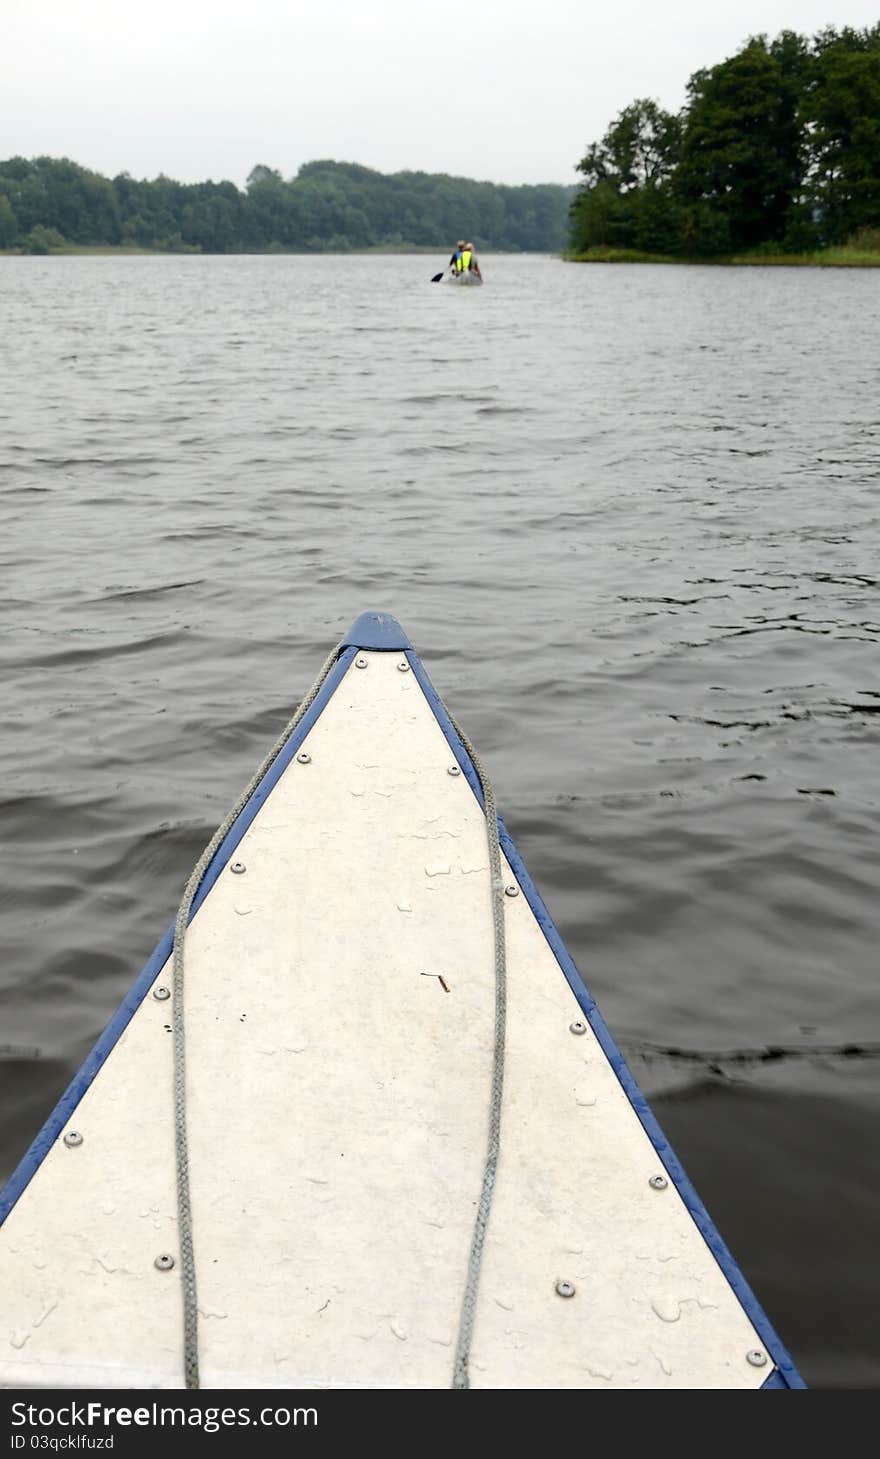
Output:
[0,618,806,1390]
[404,646,806,1392]
[760,1370,790,1390]
[341,611,411,652]
[0,645,358,1227]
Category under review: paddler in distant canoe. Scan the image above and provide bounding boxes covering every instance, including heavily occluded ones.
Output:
[464,242,482,279]
[454,242,475,274]
[431,241,478,283]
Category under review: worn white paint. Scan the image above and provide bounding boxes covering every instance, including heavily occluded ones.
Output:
[0,651,771,1388]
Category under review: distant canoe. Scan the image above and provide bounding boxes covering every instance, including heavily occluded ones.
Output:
[0,613,803,1389]
[447,269,483,286]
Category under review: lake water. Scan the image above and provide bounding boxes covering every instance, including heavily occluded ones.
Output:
[1,253,878,1387]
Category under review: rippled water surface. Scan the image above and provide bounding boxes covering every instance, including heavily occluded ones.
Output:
[2,254,879,1386]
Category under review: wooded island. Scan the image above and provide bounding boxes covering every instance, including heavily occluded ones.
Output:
[568,25,880,265]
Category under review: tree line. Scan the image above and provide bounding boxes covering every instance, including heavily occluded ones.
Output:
[569,25,880,256]
[0,156,574,255]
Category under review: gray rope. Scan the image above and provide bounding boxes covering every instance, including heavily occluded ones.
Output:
[171,640,343,1388]
[446,712,508,1391]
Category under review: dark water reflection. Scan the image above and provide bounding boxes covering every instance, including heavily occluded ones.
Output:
[1,254,878,1386]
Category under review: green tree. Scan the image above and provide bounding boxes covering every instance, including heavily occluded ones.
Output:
[246,164,283,188]
[570,100,682,253]
[577,99,681,192]
[24,224,66,253]
[803,25,880,242]
[0,193,17,247]
[675,33,810,249]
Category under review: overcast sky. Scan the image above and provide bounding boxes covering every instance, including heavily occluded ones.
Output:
[4,1,878,187]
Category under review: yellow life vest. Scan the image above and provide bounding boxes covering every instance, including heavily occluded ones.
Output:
[461,249,472,271]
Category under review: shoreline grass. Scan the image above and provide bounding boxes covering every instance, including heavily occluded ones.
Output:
[1,244,162,257]
[1,243,486,258]
[564,246,880,267]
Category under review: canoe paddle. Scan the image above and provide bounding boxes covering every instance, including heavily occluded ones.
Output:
[430,271,445,282]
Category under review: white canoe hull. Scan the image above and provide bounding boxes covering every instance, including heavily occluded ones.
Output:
[0,614,802,1389]
[446,270,483,286]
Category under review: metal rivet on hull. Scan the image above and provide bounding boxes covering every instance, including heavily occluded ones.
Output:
[649,1175,668,1191]
[355,657,368,669]
[746,1349,768,1368]
[555,1280,576,1299]
[154,1254,175,1272]
[504,884,519,898]
[63,1131,83,1148]
[397,661,410,673]
[447,765,461,776]
[569,1020,587,1036]
[230,861,246,875]
[153,986,170,1002]
[296,752,311,764]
